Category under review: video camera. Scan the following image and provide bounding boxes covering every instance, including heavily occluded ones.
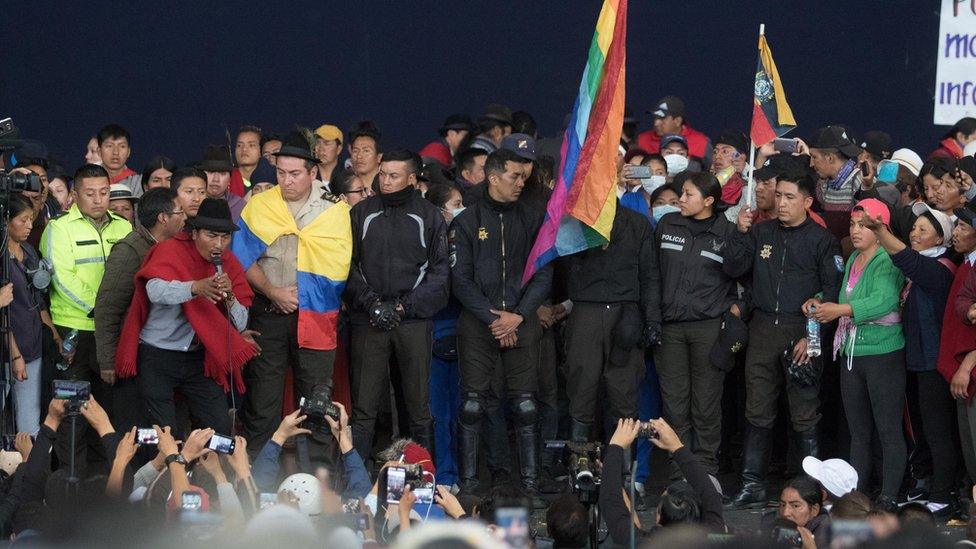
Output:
[0,118,42,197]
[52,380,90,415]
[546,441,603,505]
[298,383,340,440]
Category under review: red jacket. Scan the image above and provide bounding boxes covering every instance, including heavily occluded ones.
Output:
[937,261,976,395]
[928,138,964,161]
[636,124,711,160]
[229,168,247,197]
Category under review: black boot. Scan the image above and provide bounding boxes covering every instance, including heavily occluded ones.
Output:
[457,423,482,497]
[570,418,592,442]
[412,420,436,462]
[517,422,546,509]
[795,427,819,462]
[726,424,772,510]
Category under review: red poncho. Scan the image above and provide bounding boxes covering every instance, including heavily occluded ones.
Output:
[115,233,257,392]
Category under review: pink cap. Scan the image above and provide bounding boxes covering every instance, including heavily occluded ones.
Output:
[852,198,890,226]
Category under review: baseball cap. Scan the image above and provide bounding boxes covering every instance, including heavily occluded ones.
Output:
[314,124,343,144]
[802,456,858,498]
[853,198,890,226]
[649,95,685,119]
[660,133,688,150]
[501,133,536,161]
[858,131,893,160]
[753,154,794,181]
[810,126,863,158]
[955,198,976,228]
[911,202,955,247]
[876,148,923,181]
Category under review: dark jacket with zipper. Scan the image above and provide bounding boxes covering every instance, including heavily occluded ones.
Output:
[725,216,841,325]
[346,186,449,324]
[450,186,552,325]
[891,248,955,371]
[566,202,660,326]
[655,212,740,322]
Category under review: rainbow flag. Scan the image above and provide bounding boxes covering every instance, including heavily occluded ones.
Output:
[522,0,627,285]
[749,33,796,147]
[232,186,352,350]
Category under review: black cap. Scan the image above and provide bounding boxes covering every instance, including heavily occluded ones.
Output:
[753,154,794,181]
[955,198,976,229]
[709,311,749,372]
[479,103,513,126]
[273,132,319,164]
[648,95,685,118]
[501,133,536,161]
[858,131,893,160]
[249,156,277,186]
[187,198,239,233]
[810,126,862,158]
[199,145,234,172]
[715,130,749,155]
[439,114,474,135]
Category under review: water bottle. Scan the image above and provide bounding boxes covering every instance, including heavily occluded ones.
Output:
[806,306,822,358]
[56,329,79,371]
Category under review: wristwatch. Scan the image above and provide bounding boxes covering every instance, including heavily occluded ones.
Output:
[165,453,188,467]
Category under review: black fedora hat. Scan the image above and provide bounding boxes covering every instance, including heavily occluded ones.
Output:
[187,198,238,233]
[200,145,234,172]
[273,132,319,164]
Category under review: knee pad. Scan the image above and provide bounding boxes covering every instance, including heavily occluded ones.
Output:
[460,393,484,426]
[512,394,538,426]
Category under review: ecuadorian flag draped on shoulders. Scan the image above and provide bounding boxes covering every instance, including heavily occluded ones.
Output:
[232,186,352,350]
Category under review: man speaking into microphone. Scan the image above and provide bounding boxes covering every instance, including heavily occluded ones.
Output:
[115,198,260,436]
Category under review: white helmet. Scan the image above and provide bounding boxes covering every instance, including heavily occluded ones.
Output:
[278,473,321,515]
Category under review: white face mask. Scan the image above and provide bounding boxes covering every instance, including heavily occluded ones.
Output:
[641,175,666,195]
[652,204,681,221]
[664,154,689,176]
[451,207,466,219]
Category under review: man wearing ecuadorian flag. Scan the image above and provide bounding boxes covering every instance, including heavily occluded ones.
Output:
[231,132,352,454]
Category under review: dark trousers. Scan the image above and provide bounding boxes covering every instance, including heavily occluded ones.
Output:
[744,315,821,432]
[53,326,110,476]
[654,317,725,474]
[840,349,907,499]
[537,326,560,471]
[349,321,433,461]
[458,310,540,398]
[242,305,335,452]
[563,303,643,428]
[137,344,231,437]
[912,370,960,503]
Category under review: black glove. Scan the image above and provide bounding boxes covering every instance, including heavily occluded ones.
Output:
[369,301,401,331]
[640,322,662,348]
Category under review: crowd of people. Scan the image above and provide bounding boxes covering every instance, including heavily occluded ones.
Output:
[0,101,974,547]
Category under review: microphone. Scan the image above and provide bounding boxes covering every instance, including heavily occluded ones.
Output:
[211,251,224,276]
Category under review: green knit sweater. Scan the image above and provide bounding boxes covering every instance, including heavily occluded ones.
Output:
[838,247,906,357]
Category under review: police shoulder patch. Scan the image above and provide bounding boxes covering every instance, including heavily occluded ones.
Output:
[834,255,844,272]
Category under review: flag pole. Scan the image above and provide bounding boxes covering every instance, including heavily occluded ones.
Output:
[746,23,765,209]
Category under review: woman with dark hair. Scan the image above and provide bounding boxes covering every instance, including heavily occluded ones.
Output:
[778,475,829,547]
[140,155,176,192]
[653,172,741,475]
[809,199,906,506]
[5,194,51,435]
[422,183,463,486]
[930,117,976,160]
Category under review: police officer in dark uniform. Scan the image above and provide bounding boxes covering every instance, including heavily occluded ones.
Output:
[563,199,659,443]
[346,149,449,459]
[451,148,552,499]
[653,172,741,475]
[724,164,842,509]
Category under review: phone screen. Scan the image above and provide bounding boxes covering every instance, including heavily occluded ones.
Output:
[495,507,530,549]
[181,492,203,511]
[259,493,277,510]
[386,467,406,504]
[207,434,235,454]
[136,428,159,445]
[413,485,434,505]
